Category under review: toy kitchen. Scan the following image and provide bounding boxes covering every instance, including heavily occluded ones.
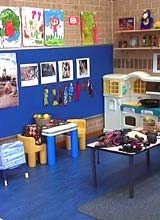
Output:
[103,71,160,132]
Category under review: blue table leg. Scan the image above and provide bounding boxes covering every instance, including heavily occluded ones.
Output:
[70,129,78,158]
[47,136,56,166]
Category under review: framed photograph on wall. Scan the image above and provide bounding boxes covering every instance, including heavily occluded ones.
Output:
[76,58,90,79]
[58,60,73,82]
[40,62,57,84]
[20,63,39,87]
[153,53,160,73]
[119,17,135,31]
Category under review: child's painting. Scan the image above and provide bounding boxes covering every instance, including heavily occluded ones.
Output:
[0,7,21,48]
[76,58,90,78]
[58,60,73,82]
[40,62,57,84]
[80,11,98,45]
[44,9,64,46]
[21,7,44,47]
[0,53,19,109]
[20,63,39,87]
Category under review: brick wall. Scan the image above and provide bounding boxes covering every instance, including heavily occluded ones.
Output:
[2,0,113,46]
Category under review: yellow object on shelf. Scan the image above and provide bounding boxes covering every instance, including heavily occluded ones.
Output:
[124,102,142,106]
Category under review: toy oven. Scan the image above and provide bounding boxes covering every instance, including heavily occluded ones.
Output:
[121,111,139,130]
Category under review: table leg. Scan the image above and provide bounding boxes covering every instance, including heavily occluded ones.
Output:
[129,156,134,198]
[70,129,78,158]
[47,136,56,166]
[91,149,97,187]
[146,149,150,167]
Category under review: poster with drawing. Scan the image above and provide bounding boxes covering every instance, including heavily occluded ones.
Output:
[0,7,21,48]
[21,7,44,47]
[76,58,90,78]
[58,60,73,82]
[44,9,64,46]
[80,11,98,45]
[0,53,19,109]
[40,62,57,84]
[20,63,39,87]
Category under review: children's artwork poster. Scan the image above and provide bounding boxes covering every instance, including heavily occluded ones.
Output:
[20,63,39,87]
[40,62,57,84]
[76,58,90,78]
[44,9,64,46]
[80,11,98,45]
[58,60,73,82]
[0,53,19,109]
[21,7,44,47]
[0,7,21,48]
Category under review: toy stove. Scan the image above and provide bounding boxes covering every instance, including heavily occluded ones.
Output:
[121,104,160,130]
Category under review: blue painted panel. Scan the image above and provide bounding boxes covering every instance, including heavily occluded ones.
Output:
[0,45,113,137]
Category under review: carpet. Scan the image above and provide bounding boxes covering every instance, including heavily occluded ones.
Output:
[78,173,160,220]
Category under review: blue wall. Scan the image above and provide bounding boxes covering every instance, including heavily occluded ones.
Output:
[0,44,113,137]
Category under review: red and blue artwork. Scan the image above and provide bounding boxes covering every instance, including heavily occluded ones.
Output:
[44,9,64,46]
[21,7,44,47]
[0,7,21,48]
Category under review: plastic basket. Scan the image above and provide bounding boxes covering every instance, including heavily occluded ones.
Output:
[35,117,51,126]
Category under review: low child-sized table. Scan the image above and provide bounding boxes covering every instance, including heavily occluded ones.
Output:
[0,140,29,186]
[42,122,78,166]
[87,138,160,198]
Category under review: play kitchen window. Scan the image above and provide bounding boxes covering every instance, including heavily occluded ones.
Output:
[103,79,121,96]
[133,79,146,94]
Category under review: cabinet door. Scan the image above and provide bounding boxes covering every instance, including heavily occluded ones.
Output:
[104,97,122,131]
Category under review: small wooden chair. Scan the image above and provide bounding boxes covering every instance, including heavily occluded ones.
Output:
[66,119,86,150]
[17,134,47,168]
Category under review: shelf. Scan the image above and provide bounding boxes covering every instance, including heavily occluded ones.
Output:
[116,29,160,34]
[114,47,160,51]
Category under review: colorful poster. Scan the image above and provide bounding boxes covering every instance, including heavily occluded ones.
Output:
[0,7,21,48]
[44,9,64,46]
[80,11,98,45]
[21,7,44,47]
[20,63,39,87]
[0,53,19,109]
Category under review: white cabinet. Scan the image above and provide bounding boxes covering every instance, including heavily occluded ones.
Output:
[103,74,130,132]
[104,96,127,131]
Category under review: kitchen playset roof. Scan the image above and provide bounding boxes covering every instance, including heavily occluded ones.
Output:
[103,71,160,82]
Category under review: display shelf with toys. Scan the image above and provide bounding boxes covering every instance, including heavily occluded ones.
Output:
[115,9,160,51]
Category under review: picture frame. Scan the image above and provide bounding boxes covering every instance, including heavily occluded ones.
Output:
[119,17,135,31]
[20,63,39,87]
[76,58,90,79]
[153,53,160,73]
[58,60,73,82]
[40,62,57,84]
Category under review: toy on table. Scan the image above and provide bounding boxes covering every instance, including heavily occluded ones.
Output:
[140,9,153,29]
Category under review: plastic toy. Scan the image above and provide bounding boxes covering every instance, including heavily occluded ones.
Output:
[140,9,153,29]
[153,21,160,29]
